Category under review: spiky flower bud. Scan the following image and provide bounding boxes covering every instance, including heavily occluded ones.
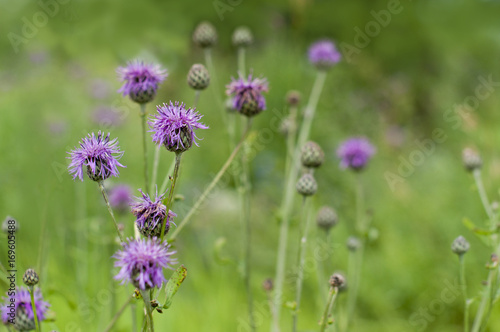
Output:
[462,147,482,172]
[329,273,345,288]
[2,216,19,234]
[286,90,301,106]
[451,236,470,255]
[187,64,210,90]
[346,236,361,252]
[316,206,338,231]
[296,173,317,196]
[262,278,273,292]
[301,141,324,168]
[193,21,217,48]
[23,269,39,287]
[232,26,253,47]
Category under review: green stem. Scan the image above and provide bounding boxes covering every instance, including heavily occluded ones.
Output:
[131,302,137,332]
[159,159,176,194]
[150,145,161,194]
[98,181,125,244]
[29,286,40,332]
[319,287,338,332]
[272,70,327,332]
[316,231,329,306]
[284,105,299,180]
[103,296,134,332]
[238,47,246,77]
[141,290,154,332]
[459,255,469,332]
[140,104,149,194]
[292,197,312,332]
[169,122,252,241]
[194,90,201,108]
[160,153,183,243]
[204,48,226,124]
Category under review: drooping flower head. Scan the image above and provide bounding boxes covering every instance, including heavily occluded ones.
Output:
[108,184,133,214]
[226,73,269,117]
[149,101,208,153]
[131,189,177,237]
[1,287,50,329]
[308,40,341,70]
[68,131,125,181]
[117,60,167,104]
[113,237,177,290]
[336,137,376,171]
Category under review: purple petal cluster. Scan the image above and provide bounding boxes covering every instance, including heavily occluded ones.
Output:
[109,184,133,213]
[226,73,269,116]
[117,60,167,104]
[308,40,341,70]
[336,137,376,171]
[113,237,177,290]
[1,287,50,325]
[68,131,125,181]
[131,189,177,237]
[149,101,208,153]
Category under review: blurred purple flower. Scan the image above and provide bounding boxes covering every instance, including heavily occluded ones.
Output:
[337,137,376,171]
[89,79,111,100]
[92,106,123,127]
[68,131,125,181]
[1,287,50,326]
[29,50,49,65]
[149,101,208,153]
[131,189,177,237]
[226,73,269,117]
[308,40,341,70]
[113,237,176,290]
[108,184,133,213]
[117,60,167,104]
[46,119,68,137]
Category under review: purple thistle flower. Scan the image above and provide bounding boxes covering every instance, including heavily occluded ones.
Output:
[131,189,177,237]
[68,131,125,182]
[117,60,167,104]
[113,237,177,290]
[336,137,376,171]
[1,287,50,327]
[308,40,341,70]
[149,101,208,153]
[108,184,133,214]
[226,73,269,117]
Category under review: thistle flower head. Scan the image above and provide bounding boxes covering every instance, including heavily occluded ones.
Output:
[329,273,345,288]
[193,21,217,48]
[301,141,325,168]
[117,60,167,104]
[451,236,470,255]
[232,26,253,47]
[1,287,50,328]
[131,189,177,237]
[149,101,208,153]
[68,132,125,181]
[22,269,39,287]
[316,206,338,231]
[296,173,318,196]
[336,137,376,171]
[462,147,482,172]
[187,64,210,90]
[113,237,177,290]
[286,90,301,106]
[308,39,341,70]
[226,73,269,117]
[109,184,133,214]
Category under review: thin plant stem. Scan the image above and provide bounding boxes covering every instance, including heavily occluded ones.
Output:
[319,287,338,332]
[103,296,134,332]
[292,197,312,332]
[141,290,154,332]
[131,302,138,332]
[204,48,226,124]
[459,255,469,332]
[140,104,150,194]
[266,290,279,332]
[169,122,252,241]
[241,117,255,332]
[471,268,496,332]
[150,145,161,194]
[316,231,329,306]
[97,181,125,244]
[272,70,327,332]
[238,47,246,77]
[159,159,176,194]
[194,90,201,108]
[160,153,183,243]
[29,286,40,332]
[473,169,494,221]
[284,105,298,177]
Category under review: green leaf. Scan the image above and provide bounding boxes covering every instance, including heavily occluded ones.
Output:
[163,265,187,309]
[462,218,496,235]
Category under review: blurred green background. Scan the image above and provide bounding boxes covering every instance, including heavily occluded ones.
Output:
[2,0,500,331]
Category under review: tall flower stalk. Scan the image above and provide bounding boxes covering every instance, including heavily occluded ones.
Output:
[319,274,345,332]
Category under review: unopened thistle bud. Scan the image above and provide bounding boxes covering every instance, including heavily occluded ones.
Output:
[187,64,210,90]
[286,90,301,107]
[316,206,338,231]
[301,141,324,168]
[296,173,317,196]
[329,273,345,288]
[451,236,470,255]
[346,236,361,252]
[2,216,19,234]
[193,21,217,48]
[462,147,482,172]
[279,116,292,136]
[23,269,39,287]
[232,26,253,47]
[262,278,273,292]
